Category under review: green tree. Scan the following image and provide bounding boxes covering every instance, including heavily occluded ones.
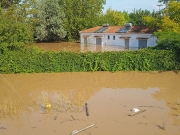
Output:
[15,0,37,31]
[1,0,21,8]
[143,16,160,31]
[129,9,158,26]
[158,0,180,4]
[35,0,66,42]
[143,1,180,32]
[163,0,180,22]
[0,5,33,54]
[148,1,180,56]
[60,0,105,40]
[100,8,130,26]
[154,31,180,52]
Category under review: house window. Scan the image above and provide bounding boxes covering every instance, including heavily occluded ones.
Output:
[108,35,110,40]
[113,36,115,40]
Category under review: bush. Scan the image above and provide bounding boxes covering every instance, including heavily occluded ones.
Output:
[0,7,33,54]
[154,32,180,51]
[0,48,179,74]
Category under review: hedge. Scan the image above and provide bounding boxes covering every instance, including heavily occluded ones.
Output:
[0,48,179,74]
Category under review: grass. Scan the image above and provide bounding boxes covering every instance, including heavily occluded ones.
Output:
[0,98,21,118]
[37,91,86,113]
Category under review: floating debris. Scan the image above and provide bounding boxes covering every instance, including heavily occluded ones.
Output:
[131,108,140,113]
[70,124,95,135]
[129,109,146,116]
[85,103,89,116]
[45,103,51,109]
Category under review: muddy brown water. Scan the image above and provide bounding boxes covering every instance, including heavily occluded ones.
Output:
[0,71,180,135]
[34,42,134,52]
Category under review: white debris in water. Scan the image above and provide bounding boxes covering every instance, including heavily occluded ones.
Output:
[131,108,140,113]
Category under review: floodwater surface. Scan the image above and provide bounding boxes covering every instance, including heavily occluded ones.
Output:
[0,71,180,135]
[34,42,133,52]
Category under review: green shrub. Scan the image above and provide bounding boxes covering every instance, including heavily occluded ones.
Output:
[0,48,179,74]
[0,7,33,54]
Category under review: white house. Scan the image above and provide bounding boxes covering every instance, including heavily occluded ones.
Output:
[79,23,157,51]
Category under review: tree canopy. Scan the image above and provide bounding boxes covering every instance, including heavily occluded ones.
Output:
[147,0,180,53]
[34,0,66,41]
[0,4,33,53]
[60,0,106,40]
[1,0,180,46]
[99,8,129,26]
[129,9,158,26]
[143,1,180,32]
[158,0,180,4]
[1,0,21,8]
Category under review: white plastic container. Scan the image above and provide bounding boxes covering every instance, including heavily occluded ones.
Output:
[132,108,140,113]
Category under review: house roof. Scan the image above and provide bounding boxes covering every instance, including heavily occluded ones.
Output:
[79,26,153,34]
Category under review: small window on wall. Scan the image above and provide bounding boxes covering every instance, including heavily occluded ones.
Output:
[108,35,110,40]
[113,36,115,40]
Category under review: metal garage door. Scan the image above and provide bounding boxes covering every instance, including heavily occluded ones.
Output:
[139,40,147,49]
[84,37,88,45]
[96,38,102,45]
[125,39,129,49]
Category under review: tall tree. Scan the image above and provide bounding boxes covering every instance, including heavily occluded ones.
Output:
[158,0,180,4]
[35,0,66,42]
[100,8,129,26]
[1,0,21,8]
[129,9,158,26]
[163,0,180,22]
[60,0,105,40]
[15,0,37,28]
[0,4,33,53]
[145,1,180,53]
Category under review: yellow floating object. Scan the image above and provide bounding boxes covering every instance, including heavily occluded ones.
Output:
[45,103,51,109]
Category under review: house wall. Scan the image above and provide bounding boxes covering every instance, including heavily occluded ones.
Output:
[80,33,157,50]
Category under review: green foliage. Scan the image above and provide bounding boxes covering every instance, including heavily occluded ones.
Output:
[143,16,160,32]
[0,5,33,54]
[129,9,158,26]
[0,49,179,74]
[154,32,180,51]
[35,0,66,42]
[99,8,130,26]
[158,0,180,4]
[164,1,180,22]
[60,0,106,40]
[16,0,38,31]
[144,1,180,32]
[1,0,21,8]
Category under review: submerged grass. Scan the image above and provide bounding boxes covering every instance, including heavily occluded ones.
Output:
[36,91,85,113]
[0,98,22,118]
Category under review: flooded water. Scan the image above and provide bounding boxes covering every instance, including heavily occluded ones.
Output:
[0,71,180,135]
[34,42,137,52]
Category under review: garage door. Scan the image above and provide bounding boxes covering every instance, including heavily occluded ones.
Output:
[139,40,147,49]
[84,37,88,44]
[125,39,129,49]
[96,38,102,45]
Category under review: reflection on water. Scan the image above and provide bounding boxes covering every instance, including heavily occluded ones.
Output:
[34,42,139,52]
[0,71,180,135]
